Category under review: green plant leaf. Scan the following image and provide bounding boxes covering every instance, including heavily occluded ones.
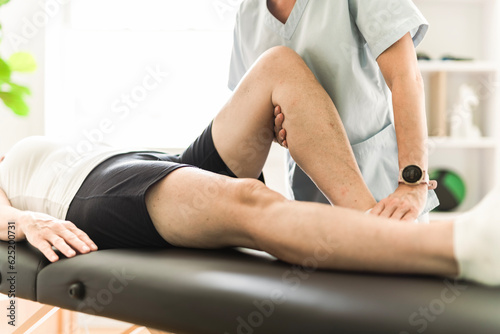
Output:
[0,0,11,6]
[0,58,12,82]
[0,92,29,116]
[8,82,31,96]
[8,52,37,72]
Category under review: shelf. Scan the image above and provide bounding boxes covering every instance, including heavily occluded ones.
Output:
[429,211,462,221]
[418,60,498,73]
[414,0,493,4]
[415,0,500,213]
[428,137,497,149]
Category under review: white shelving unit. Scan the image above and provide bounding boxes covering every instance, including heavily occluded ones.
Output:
[418,61,497,73]
[414,0,500,218]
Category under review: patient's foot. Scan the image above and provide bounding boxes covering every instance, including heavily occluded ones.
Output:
[454,185,500,286]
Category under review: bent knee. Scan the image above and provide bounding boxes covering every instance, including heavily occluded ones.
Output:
[264,46,301,61]
[233,178,287,209]
[257,46,308,75]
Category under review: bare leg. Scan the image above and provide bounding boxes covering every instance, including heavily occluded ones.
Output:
[145,46,457,279]
[146,168,457,277]
[145,47,500,284]
[212,46,376,211]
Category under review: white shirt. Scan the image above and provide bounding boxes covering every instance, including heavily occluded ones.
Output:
[229,0,439,215]
[0,136,133,220]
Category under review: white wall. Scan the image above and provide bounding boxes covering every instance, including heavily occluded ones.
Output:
[0,0,47,155]
[414,0,500,191]
[415,1,486,60]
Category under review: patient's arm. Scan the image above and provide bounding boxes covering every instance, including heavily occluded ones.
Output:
[0,187,26,240]
[0,187,97,262]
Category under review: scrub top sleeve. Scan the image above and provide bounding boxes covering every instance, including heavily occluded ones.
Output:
[349,0,429,60]
[228,11,246,91]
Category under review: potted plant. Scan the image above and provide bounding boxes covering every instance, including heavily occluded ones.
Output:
[0,0,37,116]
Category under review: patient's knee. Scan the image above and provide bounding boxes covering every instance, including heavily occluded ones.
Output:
[234,178,286,209]
[258,46,307,75]
[264,45,301,61]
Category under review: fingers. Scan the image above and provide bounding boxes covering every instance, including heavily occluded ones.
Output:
[391,206,411,221]
[273,106,288,148]
[391,203,418,221]
[369,202,384,216]
[49,221,98,258]
[36,240,60,262]
[371,186,425,222]
[275,113,284,129]
[370,199,418,221]
[274,114,284,140]
[63,221,98,251]
[401,212,418,222]
[378,202,397,219]
[274,109,284,144]
[50,235,77,258]
[278,129,288,148]
[25,217,98,262]
[274,105,281,117]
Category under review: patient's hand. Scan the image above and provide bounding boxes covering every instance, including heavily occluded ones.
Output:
[273,105,288,148]
[19,211,98,262]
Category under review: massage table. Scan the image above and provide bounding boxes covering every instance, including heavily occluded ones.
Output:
[1,240,500,334]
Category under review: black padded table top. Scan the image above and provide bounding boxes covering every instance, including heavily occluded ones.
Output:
[1,241,500,334]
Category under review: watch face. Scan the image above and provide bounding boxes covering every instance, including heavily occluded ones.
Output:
[402,165,423,183]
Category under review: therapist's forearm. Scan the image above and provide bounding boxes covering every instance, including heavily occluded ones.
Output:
[391,74,429,171]
[376,32,429,172]
[371,33,429,219]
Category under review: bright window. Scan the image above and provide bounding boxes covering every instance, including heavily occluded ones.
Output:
[46,0,242,148]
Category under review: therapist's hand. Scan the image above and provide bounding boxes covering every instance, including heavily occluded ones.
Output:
[273,105,288,148]
[370,184,427,221]
[19,211,98,262]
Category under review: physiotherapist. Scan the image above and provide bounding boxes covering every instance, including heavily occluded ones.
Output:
[228,0,439,221]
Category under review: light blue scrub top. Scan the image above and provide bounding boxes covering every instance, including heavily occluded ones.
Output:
[228,0,439,216]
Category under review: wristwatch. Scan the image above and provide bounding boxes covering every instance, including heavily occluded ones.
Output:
[398,165,438,190]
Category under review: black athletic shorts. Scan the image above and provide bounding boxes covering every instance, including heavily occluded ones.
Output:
[66,122,264,250]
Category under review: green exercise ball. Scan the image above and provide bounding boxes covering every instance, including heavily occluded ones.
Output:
[429,169,466,212]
